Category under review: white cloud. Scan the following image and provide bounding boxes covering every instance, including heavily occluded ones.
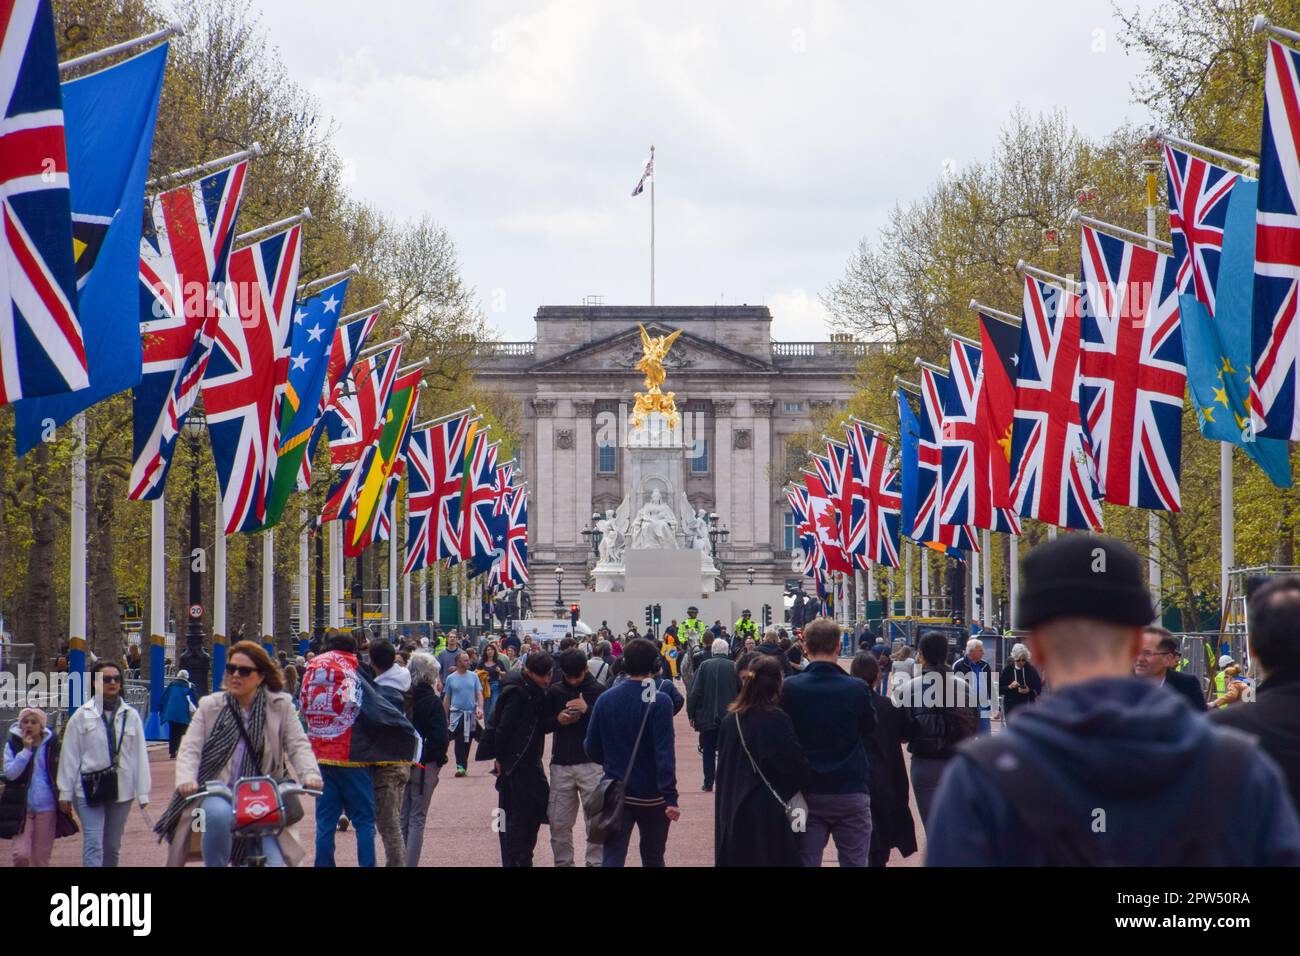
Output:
[253,0,1160,340]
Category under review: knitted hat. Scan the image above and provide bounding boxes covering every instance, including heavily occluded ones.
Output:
[1018,534,1154,630]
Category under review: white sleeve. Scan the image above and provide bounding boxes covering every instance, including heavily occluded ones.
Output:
[56,714,82,801]
[3,740,33,781]
[132,710,151,804]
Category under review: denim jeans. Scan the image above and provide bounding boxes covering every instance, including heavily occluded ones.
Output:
[199,794,285,867]
[315,765,376,867]
[602,801,671,867]
[75,797,132,868]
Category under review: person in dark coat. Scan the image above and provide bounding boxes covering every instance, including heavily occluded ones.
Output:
[158,670,198,758]
[714,655,810,866]
[485,651,552,867]
[999,643,1043,721]
[755,628,794,676]
[850,652,917,866]
[686,639,740,792]
[1212,576,1300,812]
[1134,626,1206,711]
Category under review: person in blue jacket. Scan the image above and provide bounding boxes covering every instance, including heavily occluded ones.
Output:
[159,669,198,759]
[927,535,1300,867]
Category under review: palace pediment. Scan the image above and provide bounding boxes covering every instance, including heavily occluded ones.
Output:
[529,323,773,375]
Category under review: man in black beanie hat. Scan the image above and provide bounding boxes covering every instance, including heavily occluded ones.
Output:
[926,535,1300,866]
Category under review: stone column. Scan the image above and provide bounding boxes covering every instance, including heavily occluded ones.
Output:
[751,399,773,554]
[574,400,595,544]
[730,402,756,547]
[713,400,734,536]
[532,399,556,546]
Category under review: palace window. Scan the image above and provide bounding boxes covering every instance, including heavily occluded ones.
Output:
[783,401,803,413]
[598,442,616,474]
[692,437,710,474]
[783,509,797,551]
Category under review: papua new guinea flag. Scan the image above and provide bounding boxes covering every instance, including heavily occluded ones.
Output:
[299,649,419,766]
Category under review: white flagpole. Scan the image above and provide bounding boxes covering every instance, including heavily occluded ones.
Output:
[1145,161,1164,619]
[650,144,656,306]
[213,498,226,640]
[904,543,914,617]
[298,509,310,645]
[921,548,931,616]
[419,568,428,624]
[1009,533,1019,630]
[388,496,398,632]
[150,496,165,649]
[982,529,992,628]
[433,564,442,625]
[330,521,342,629]
[854,568,863,624]
[1220,443,1234,621]
[262,531,274,652]
[1048,524,1058,541]
[69,416,87,698]
[971,542,981,625]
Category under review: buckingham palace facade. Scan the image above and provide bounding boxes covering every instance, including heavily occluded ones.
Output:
[473,304,871,607]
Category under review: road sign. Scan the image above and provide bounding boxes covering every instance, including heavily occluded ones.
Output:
[188,604,203,620]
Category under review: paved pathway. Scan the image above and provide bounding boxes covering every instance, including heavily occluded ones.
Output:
[6,679,927,867]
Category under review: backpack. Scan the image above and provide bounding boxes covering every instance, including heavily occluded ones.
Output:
[589,658,613,688]
[960,728,1255,866]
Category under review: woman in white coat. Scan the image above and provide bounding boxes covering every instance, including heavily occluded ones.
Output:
[56,660,151,867]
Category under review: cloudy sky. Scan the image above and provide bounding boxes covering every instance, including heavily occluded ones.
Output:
[253,1,1158,341]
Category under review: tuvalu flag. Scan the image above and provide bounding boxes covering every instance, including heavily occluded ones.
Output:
[350,367,421,546]
[259,276,351,528]
[1183,175,1292,487]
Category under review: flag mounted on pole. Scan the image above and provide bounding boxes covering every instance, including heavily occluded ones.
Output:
[844,421,901,569]
[0,0,83,407]
[908,366,978,553]
[260,275,351,527]
[802,471,853,574]
[1166,146,1291,486]
[202,223,303,534]
[1077,225,1186,511]
[129,161,248,500]
[1008,275,1104,528]
[975,313,1021,512]
[631,152,654,196]
[499,485,529,588]
[14,39,168,451]
[350,367,421,545]
[300,308,378,491]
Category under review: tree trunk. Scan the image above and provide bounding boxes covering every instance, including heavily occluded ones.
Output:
[1165,515,1200,631]
[88,465,122,662]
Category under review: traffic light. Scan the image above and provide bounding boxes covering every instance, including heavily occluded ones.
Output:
[761,604,772,628]
[653,603,662,627]
[569,603,580,627]
[644,605,653,629]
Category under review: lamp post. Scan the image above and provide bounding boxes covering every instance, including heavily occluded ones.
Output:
[312,528,325,648]
[554,564,565,610]
[581,513,603,560]
[179,413,211,697]
[747,566,755,586]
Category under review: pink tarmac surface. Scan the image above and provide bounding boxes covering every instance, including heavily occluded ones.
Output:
[4,681,927,868]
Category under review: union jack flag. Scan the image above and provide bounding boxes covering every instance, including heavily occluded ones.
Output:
[492,461,514,517]
[300,309,378,491]
[913,366,979,551]
[1165,145,1239,311]
[431,414,472,564]
[499,486,529,587]
[202,224,302,534]
[402,427,436,574]
[1252,38,1300,439]
[785,484,817,576]
[460,434,499,563]
[129,161,247,500]
[1078,225,1185,511]
[1009,275,1103,530]
[939,339,1021,533]
[844,421,902,568]
[0,0,84,406]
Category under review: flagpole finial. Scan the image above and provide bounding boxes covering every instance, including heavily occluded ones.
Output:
[251,142,264,157]
[1066,208,1080,225]
[301,206,313,221]
[1015,258,1028,273]
[1254,14,1269,34]
[967,299,978,311]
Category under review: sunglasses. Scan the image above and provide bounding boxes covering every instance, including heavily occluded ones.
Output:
[99,674,122,684]
[225,664,258,678]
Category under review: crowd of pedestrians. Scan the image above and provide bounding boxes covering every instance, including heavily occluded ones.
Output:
[5,535,1300,868]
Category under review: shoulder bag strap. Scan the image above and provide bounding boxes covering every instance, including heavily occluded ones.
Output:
[735,711,793,813]
[101,710,122,770]
[621,681,657,780]
[227,697,264,776]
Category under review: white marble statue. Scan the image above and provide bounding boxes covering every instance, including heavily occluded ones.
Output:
[596,502,629,565]
[629,489,679,550]
[685,508,711,552]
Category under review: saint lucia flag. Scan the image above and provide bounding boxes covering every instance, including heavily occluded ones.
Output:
[259,276,351,528]
[1184,177,1292,487]
[14,42,168,453]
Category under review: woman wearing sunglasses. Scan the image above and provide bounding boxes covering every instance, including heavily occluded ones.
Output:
[154,641,321,866]
[56,660,152,867]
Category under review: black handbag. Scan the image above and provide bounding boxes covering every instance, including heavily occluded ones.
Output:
[586,686,655,844]
[80,712,121,806]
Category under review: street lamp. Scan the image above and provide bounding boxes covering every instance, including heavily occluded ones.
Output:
[747,566,755,586]
[179,412,211,697]
[580,513,603,559]
[554,564,565,609]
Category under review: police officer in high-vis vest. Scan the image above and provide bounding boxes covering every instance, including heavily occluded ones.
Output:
[734,609,759,645]
[680,607,708,647]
